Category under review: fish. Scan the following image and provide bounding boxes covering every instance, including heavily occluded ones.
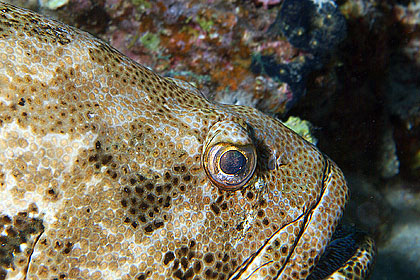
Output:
[0,2,374,279]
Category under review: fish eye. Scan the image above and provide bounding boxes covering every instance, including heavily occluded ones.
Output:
[203,143,256,190]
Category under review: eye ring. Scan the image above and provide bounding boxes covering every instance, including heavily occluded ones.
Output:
[203,143,256,190]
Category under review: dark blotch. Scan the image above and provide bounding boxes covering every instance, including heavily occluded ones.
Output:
[135,186,144,195]
[173,259,180,270]
[179,246,188,256]
[89,155,98,162]
[204,253,214,264]
[184,268,194,279]
[144,224,153,233]
[194,261,202,273]
[153,220,164,229]
[246,192,254,200]
[18,98,25,106]
[210,203,220,215]
[173,269,183,279]
[181,257,188,269]
[139,202,149,211]
[145,193,155,203]
[138,214,147,223]
[163,251,175,265]
[101,154,112,165]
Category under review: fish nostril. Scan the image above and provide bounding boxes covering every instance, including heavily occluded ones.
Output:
[268,156,277,170]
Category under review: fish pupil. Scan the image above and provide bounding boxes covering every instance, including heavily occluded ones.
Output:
[220,150,246,174]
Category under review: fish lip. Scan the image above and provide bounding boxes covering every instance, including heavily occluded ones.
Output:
[229,159,337,280]
[228,211,308,280]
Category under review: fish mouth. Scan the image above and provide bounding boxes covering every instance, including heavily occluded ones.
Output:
[228,210,309,280]
[229,222,375,280]
[228,161,334,280]
[306,226,376,280]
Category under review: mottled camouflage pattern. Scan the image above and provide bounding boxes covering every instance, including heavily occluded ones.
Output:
[0,2,373,279]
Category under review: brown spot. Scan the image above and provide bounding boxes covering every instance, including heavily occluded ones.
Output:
[204,253,214,264]
[164,251,175,265]
[210,203,220,215]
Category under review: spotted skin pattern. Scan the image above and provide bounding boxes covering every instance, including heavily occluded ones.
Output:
[0,2,374,280]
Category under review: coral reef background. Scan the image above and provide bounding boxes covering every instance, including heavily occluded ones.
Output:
[4,0,420,278]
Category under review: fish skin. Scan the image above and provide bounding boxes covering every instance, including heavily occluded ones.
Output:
[0,2,370,279]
